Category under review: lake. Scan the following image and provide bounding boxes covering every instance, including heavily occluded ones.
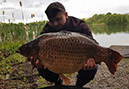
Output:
[93,32,129,47]
[0,24,129,47]
[90,25,129,47]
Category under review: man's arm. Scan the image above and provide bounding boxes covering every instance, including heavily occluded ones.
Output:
[79,20,99,44]
[79,20,93,37]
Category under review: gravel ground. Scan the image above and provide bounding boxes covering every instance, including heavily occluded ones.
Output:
[69,58,129,89]
[84,59,129,89]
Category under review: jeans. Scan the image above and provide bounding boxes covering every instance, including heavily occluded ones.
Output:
[37,65,98,86]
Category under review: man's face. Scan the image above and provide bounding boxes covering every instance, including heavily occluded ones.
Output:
[48,12,68,29]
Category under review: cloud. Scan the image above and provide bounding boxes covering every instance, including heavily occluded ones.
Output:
[0,7,16,11]
[112,5,129,13]
[28,3,44,8]
[0,0,129,23]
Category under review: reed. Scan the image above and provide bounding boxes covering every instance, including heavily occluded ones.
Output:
[2,11,5,23]
[31,14,35,18]
[8,19,10,23]
[19,1,22,7]
[31,14,35,22]
[12,13,15,23]
[19,1,24,22]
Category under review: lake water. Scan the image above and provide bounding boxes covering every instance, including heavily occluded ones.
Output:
[93,32,129,47]
[89,25,129,47]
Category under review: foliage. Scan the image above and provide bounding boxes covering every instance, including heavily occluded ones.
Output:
[84,12,129,25]
[0,41,26,76]
[0,54,25,75]
[89,24,129,35]
[0,41,22,55]
[37,76,49,88]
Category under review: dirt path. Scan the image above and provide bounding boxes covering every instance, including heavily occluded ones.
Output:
[0,59,129,89]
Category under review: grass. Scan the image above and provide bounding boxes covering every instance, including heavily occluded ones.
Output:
[37,76,49,88]
[0,41,26,80]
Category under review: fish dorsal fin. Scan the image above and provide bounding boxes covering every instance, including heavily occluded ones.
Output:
[60,74,70,85]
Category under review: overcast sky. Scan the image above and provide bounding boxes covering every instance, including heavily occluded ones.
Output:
[0,0,129,23]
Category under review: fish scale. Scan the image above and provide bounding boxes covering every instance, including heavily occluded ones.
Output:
[18,31,122,75]
[38,35,94,74]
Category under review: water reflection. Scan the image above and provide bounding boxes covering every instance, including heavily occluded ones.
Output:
[88,25,129,47]
[89,25,129,35]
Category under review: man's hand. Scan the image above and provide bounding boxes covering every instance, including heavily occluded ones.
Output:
[27,57,96,70]
[27,56,45,69]
[83,58,96,70]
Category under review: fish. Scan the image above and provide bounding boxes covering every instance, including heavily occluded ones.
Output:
[16,31,122,85]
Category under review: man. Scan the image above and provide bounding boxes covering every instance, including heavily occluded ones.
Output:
[30,2,98,87]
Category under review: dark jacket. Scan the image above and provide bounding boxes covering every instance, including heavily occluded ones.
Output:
[40,16,92,37]
[40,16,98,44]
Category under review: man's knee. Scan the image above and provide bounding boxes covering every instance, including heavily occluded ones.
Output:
[76,65,98,86]
[37,68,59,82]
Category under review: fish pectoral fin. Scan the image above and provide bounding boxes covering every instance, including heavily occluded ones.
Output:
[60,74,70,85]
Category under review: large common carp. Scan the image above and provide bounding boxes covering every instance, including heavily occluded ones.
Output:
[17,31,122,84]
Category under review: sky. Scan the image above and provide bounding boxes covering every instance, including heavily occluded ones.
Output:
[0,0,129,23]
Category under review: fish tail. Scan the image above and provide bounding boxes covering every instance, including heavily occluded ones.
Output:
[60,74,70,85]
[105,48,122,75]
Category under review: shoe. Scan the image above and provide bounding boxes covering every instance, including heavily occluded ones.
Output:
[55,78,63,86]
[76,85,83,88]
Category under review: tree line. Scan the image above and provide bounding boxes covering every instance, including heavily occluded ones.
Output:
[82,12,129,25]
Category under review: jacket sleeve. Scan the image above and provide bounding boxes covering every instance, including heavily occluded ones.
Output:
[79,21,99,44]
[79,20,93,37]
